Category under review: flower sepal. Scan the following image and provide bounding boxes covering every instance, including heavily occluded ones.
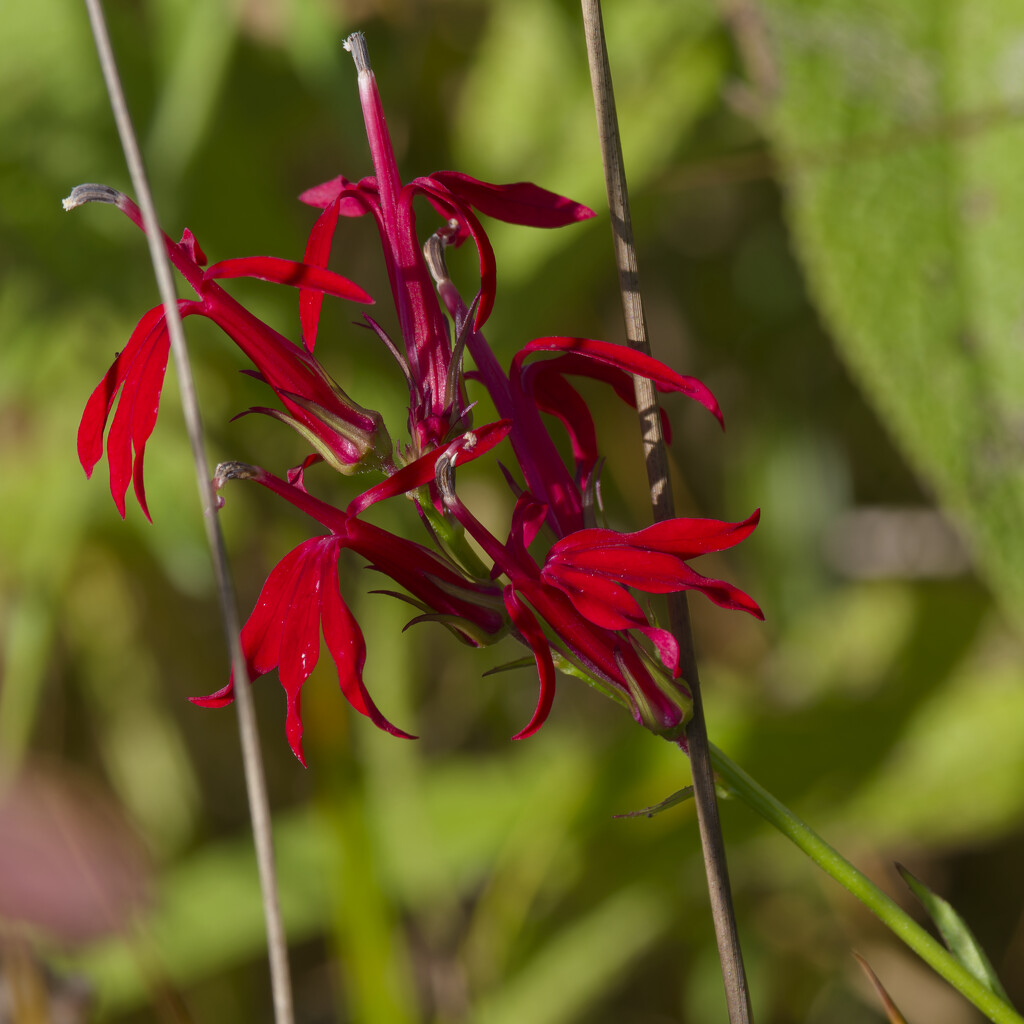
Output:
[615,647,694,740]
[272,383,393,476]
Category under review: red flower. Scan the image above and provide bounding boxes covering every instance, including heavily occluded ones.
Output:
[193,425,510,762]
[297,33,594,455]
[66,185,385,519]
[191,534,414,766]
[435,446,762,738]
[540,513,763,632]
[67,37,763,757]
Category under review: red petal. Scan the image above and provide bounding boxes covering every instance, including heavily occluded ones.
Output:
[78,304,166,480]
[541,564,648,631]
[550,546,695,592]
[205,257,373,305]
[521,368,598,483]
[300,197,341,352]
[623,511,761,558]
[189,680,234,709]
[321,551,415,740]
[188,542,318,711]
[244,542,314,677]
[503,586,556,739]
[522,352,673,445]
[506,493,548,561]
[516,337,723,427]
[298,175,379,215]
[104,313,171,517]
[430,172,594,228]
[413,177,498,330]
[673,565,764,619]
[550,511,760,561]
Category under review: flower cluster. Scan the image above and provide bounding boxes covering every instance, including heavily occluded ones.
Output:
[67,33,761,763]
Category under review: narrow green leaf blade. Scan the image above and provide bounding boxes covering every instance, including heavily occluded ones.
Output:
[897,863,1010,1000]
[613,786,695,819]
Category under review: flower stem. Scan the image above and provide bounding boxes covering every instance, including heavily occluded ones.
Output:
[579,3,753,1021]
[80,4,295,1023]
[709,744,1024,1024]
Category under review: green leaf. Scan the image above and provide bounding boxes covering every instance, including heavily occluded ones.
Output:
[613,785,695,819]
[897,863,1010,1000]
[756,0,1024,628]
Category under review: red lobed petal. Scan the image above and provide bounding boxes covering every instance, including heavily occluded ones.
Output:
[541,563,648,631]
[276,543,326,765]
[78,304,167,482]
[321,551,415,740]
[623,511,761,558]
[300,197,342,352]
[549,545,698,592]
[104,313,172,518]
[516,336,723,427]
[412,177,498,330]
[298,175,379,214]
[429,172,595,228]
[503,585,556,739]
[204,256,373,305]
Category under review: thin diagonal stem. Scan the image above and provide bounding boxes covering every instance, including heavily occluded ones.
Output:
[710,745,1024,1024]
[80,4,295,1023]
[579,3,753,1021]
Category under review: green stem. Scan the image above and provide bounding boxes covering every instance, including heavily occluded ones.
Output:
[709,744,1023,1024]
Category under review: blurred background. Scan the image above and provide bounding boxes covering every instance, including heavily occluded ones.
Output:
[2,0,1023,1021]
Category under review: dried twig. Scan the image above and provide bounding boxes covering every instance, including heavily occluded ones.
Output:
[579,3,753,1020]
[78,3,294,1021]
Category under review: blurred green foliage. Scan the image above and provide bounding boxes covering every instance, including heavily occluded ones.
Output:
[2,1,1023,1022]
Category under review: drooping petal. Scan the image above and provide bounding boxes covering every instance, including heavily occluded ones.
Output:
[204,256,373,305]
[300,196,342,351]
[321,552,415,739]
[192,536,412,765]
[520,353,673,448]
[412,177,498,329]
[503,585,556,740]
[541,562,648,631]
[506,494,548,564]
[298,175,380,215]
[276,541,327,764]
[98,304,176,519]
[188,541,314,716]
[520,367,598,484]
[553,511,760,561]
[429,172,594,229]
[516,336,723,427]
[78,303,166,481]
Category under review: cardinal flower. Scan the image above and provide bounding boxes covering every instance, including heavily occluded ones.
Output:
[434,443,763,738]
[298,33,594,457]
[65,185,389,519]
[194,421,511,762]
[67,30,762,759]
